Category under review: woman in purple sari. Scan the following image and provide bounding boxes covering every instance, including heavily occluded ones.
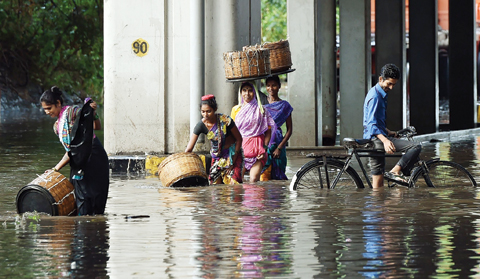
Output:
[231,82,276,183]
[260,76,293,181]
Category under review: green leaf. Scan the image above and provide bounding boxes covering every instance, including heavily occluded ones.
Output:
[0,0,104,102]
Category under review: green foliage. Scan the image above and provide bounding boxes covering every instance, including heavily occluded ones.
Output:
[261,0,287,43]
[261,1,340,42]
[0,0,103,102]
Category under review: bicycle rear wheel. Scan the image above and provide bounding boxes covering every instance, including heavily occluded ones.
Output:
[411,160,477,188]
[289,158,364,190]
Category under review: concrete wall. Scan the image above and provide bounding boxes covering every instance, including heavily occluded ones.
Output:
[104,0,260,155]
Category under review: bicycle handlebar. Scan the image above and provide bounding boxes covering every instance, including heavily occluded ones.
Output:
[396,126,417,137]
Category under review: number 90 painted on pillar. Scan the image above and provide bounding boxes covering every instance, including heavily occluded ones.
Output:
[132,38,149,57]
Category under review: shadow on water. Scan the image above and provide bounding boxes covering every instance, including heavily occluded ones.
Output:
[2,114,480,277]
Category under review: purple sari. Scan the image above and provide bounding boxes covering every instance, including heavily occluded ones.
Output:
[263,100,293,180]
[234,83,276,170]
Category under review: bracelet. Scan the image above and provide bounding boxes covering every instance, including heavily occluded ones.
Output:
[52,167,58,172]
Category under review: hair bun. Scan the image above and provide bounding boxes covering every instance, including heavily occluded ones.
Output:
[201,94,215,101]
[51,86,62,95]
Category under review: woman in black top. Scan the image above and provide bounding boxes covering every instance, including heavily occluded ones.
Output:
[40,86,109,215]
[185,95,243,184]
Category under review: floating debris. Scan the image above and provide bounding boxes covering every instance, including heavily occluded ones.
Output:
[124,215,150,219]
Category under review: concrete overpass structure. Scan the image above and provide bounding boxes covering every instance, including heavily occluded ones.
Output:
[104,0,478,157]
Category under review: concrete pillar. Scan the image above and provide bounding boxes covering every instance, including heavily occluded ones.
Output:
[190,0,205,134]
[409,1,439,134]
[339,0,371,140]
[164,1,200,153]
[317,0,337,146]
[449,0,477,130]
[104,0,168,155]
[375,0,406,131]
[287,0,317,146]
[205,0,261,116]
[104,0,259,155]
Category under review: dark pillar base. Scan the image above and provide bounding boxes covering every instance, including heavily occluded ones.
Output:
[409,0,438,134]
[449,0,477,130]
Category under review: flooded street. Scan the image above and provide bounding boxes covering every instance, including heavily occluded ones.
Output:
[2,115,480,278]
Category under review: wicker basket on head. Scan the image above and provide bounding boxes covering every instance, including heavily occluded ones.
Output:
[223,48,271,79]
[158,152,208,187]
[261,40,292,73]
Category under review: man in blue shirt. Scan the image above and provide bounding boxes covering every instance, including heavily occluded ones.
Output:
[363,63,421,188]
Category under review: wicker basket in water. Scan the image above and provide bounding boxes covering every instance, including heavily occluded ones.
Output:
[244,40,292,73]
[158,152,209,187]
[223,48,271,79]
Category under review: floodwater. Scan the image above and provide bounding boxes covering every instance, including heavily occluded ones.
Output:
[2,114,480,278]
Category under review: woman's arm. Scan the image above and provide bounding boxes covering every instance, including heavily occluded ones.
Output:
[89,101,102,130]
[53,152,70,171]
[272,114,293,158]
[93,117,101,130]
[264,128,272,148]
[256,128,271,160]
[278,114,292,149]
[185,133,199,152]
[229,125,243,165]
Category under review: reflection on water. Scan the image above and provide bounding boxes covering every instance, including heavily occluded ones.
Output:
[0,215,108,278]
[2,117,480,277]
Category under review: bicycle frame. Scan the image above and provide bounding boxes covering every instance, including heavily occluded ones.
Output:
[295,126,477,189]
[330,148,404,189]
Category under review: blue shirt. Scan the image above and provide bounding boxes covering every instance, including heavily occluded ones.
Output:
[363,83,387,139]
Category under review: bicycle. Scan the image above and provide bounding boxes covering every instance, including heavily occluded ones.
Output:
[289,126,477,190]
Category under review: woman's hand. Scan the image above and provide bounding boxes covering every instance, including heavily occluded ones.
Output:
[272,148,281,158]
[227,164,235,174]
[256,152,265,160]
[90,101,98,110]
[45,166,60,174]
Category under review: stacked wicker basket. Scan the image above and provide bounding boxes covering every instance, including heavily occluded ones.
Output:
[223,39,293,80]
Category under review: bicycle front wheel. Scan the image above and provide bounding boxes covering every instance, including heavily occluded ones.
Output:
[411,160,477,188]
[289,158,364,190]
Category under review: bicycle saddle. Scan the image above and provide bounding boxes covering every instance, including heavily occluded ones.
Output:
[343,138,374,149]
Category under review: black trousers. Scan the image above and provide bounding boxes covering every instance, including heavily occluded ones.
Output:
[370,137,422,176]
